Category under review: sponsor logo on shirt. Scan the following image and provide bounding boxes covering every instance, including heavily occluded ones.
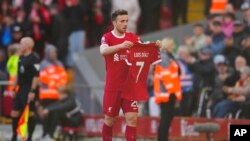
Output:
[113,54,127,62]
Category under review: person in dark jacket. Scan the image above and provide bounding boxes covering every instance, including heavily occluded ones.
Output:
[38,86,83,140]
[222,37,241,68]
[232,20,247,49]
[187,47,216,117]
[241,36,250,66]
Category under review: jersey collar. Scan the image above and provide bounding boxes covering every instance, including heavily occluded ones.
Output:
[111,30,125,39]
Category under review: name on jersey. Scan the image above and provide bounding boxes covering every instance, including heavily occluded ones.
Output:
[134,52,149,58]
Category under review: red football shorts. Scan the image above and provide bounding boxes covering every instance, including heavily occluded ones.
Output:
[103,90,138,117]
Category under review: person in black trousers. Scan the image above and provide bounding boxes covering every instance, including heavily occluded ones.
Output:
[11,37,40,141]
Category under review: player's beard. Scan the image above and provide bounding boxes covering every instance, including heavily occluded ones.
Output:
[117,26,127,34]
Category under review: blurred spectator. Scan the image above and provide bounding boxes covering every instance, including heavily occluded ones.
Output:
[11,24,24,44]
[39,86,82,141]
[206,54,233,115]
[213,66,250,118]
[185,23,207,56]
[88,0,111,47]
[138,0,162,34]
[48,4,68,64]
[0,14,13,48]
[187,47,216,94]
[222,37,240,68]
[64,0,87,68]
[29,0,47,58]
[13,8,32,37]
[222,13,235,37]
[241,1,250,33]
[209,21,226,55]
[159,2,172,30]
[172,0,188,26]
[233,20,248,49]
[39,44,68,140]
[177,46,194,117]
[224,3,235,13]
[229,0,244,10]
[1,0,12,16]
[241,36,250,65]
[111,0,141,33]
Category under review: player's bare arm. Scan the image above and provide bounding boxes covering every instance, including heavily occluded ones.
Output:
[100,41,133,56]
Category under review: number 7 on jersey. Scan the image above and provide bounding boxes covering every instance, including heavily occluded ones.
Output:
[136,61,144,83]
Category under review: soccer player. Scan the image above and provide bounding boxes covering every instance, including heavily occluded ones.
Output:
[11,37,40,141]
[100,9,140,141]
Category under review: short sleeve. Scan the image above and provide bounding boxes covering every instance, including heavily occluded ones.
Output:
[32,55,40,77]
[101,34,109,46]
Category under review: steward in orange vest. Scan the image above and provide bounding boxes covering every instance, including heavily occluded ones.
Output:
[39,44,68,100]
[154,38,182,141]
[154,62,182,104]
[39,65,67,100]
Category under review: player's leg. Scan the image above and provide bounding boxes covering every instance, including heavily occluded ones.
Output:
[102,91,121,141]
[10,110,20,141]
[27,102,36,141]
[122,99,139,141]
[102,114,116,141]
[11,93,22,141]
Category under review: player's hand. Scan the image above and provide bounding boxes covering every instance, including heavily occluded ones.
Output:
[121,41,133,49]
[28,92,35,103]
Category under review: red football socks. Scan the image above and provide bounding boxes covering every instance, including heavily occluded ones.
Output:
[125,125,136,141]
[102,123,113,141]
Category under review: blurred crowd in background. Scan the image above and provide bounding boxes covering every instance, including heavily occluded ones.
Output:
[0,0,250,120]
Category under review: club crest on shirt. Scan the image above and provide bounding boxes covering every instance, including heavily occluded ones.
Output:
[114,53,119,61]
[20,66,25,73]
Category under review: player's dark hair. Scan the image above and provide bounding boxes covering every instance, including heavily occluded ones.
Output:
[111,9,128,21]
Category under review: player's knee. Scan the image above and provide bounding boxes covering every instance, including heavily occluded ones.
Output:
[125,113,138,126]
[104,115,116,126]
[11,111,20,117]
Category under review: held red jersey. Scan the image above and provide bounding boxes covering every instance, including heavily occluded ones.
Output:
[101,31,140,91]
[122,42,161,101]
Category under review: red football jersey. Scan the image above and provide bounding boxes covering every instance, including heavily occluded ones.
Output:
[122,42,161,101]
[101,31,140,91]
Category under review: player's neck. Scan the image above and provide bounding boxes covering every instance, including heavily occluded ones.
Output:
[23,50,32,56]
[112,29,125,37]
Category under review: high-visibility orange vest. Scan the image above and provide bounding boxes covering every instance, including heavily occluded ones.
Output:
[39,65,68,100]
[153,61,182,104]
[210,0,228,14]
[7,75,19,92]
